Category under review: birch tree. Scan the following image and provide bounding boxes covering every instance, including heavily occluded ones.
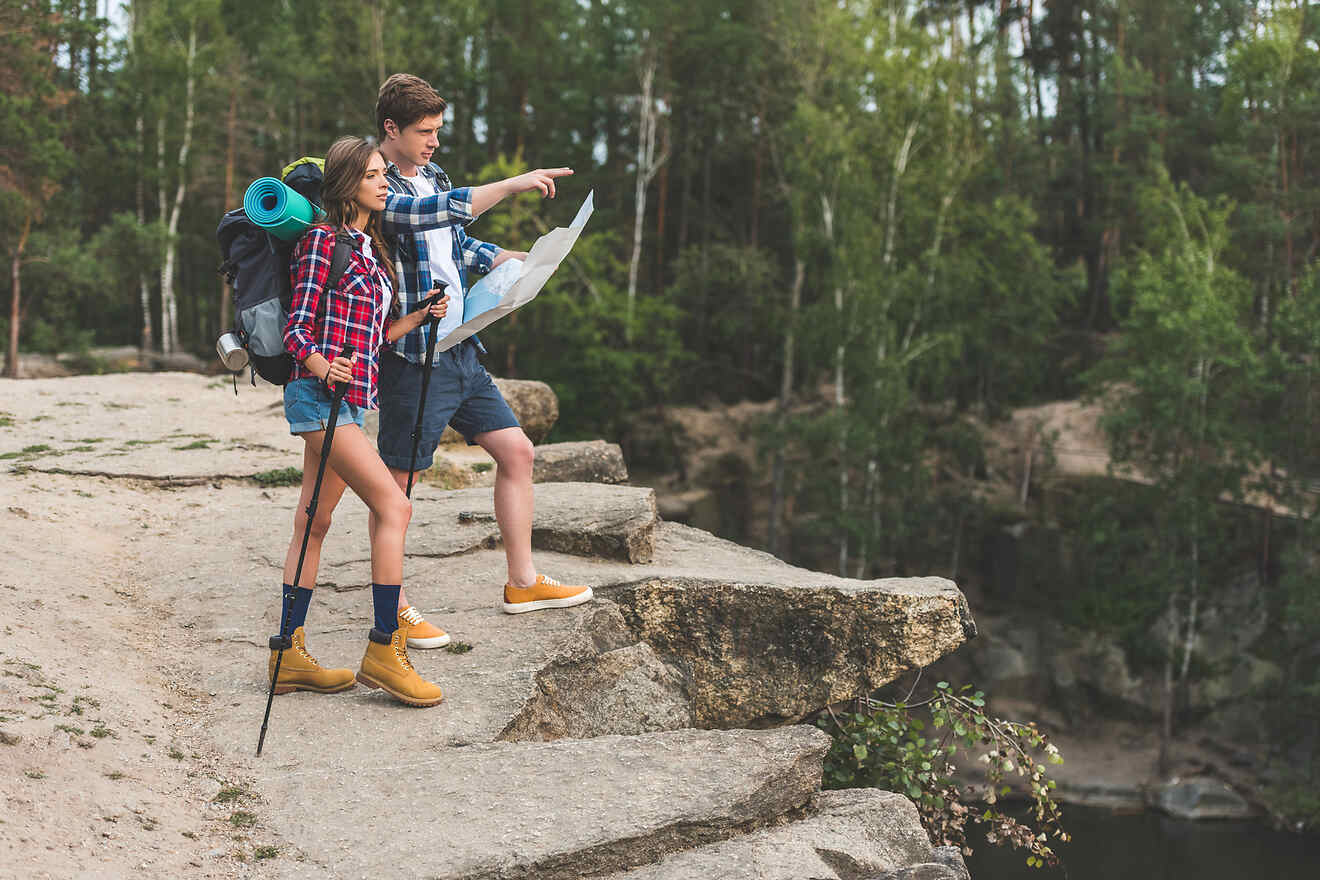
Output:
[157,22,197,356]
[626,42,669,341]
[1092,167,1262,771]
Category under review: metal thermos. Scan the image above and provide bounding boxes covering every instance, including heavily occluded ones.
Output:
[216,331,249,372]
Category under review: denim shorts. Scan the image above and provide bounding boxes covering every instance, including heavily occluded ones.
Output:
[376,342,520,470]
[283,377,367,435]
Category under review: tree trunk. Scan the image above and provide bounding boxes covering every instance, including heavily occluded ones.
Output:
[372,1,386,88]
[6,214,31,379]
[654,90,671,291]
[821,193,848,576]
[129,0,152,353]
[156,116,166,352]
[221,83,238,335]
[626,51,668,340]
[160,24,197,357]
[768,257,804,558]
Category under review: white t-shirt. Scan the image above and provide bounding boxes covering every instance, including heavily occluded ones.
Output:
[402,171,464,341]
[359,236,392,319]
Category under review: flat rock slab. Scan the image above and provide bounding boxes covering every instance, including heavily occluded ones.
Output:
[261,726,830,880]
[0,372,299,482]
[601,789,946,880]
[1,375,609,490]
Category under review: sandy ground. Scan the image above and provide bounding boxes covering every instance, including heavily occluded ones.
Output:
[0,471,282,879]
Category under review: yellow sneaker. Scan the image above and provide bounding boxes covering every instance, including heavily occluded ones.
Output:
[267,627,356,695]
[502,574,594,615]
[399,605,450,649]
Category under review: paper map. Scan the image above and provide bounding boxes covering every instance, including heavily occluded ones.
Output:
[435,190,595,352]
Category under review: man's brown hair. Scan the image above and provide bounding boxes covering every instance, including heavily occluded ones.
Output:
[376,74,448,139]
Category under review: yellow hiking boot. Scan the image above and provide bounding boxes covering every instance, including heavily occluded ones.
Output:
[267,627,356,695]
[355,625,444,707]
[399,605,451,649]
[501,574,594,614]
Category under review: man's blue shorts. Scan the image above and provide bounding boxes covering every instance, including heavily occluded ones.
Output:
[376,341,520,471]
[284,377,366,435]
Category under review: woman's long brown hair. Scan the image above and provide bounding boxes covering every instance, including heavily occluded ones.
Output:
[320,136,397,295]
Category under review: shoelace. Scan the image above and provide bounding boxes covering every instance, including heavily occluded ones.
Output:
[540,575,561,587]
[400,606,424,626]
[392,633,415,671]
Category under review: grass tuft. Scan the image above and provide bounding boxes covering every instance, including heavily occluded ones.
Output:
[251,467,302,487]
[214,783,247,803]
[229,811,257,828]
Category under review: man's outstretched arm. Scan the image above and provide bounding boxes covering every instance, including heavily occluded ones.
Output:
[470,168,573,217]
[381,168,574,237]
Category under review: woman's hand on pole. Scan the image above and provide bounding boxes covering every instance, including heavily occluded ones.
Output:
[324,353,356,387]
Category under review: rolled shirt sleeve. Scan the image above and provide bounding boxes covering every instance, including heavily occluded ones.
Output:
[380,186,476,236]
[285,226,334,364]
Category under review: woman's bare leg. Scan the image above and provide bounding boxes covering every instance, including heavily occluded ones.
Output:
[307,424,412,584]
[282,442,350,588]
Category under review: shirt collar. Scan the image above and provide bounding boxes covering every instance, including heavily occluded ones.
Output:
[385,159,436,180]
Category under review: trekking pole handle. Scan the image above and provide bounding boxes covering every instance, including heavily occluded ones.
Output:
[414,284,447,316]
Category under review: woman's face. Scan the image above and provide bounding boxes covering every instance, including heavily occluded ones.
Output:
[355,151,389,215]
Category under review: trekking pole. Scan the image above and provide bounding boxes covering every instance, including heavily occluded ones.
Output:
[257,343,356,757]
[405,283,448,498]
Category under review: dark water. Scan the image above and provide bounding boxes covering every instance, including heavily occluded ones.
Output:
[964,806,1320,878]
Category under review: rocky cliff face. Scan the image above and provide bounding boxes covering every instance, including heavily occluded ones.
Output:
[0,372,976,879]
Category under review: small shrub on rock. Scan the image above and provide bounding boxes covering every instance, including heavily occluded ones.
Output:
[818,680,1067,869]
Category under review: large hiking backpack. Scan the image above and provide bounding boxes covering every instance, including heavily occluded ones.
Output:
[216,158,354,385]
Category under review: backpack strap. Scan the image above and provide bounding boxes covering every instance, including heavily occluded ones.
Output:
[328,231,355,291]
[314,232,357,324]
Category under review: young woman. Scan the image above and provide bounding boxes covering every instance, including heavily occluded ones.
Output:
[269,135,449,707]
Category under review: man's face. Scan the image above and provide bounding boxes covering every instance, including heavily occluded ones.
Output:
[389,113,443,169]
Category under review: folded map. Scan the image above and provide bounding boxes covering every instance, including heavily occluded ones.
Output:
[436,190,595,352]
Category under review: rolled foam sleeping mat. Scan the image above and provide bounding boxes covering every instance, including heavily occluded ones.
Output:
[242,177,322,242]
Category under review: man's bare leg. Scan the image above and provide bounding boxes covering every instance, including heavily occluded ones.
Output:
[472,427,537,587]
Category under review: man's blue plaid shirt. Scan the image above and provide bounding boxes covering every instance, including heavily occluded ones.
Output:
[380,161,500,362]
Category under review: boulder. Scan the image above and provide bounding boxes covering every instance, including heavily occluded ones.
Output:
[500,604,692,741]
[605,575,975,728]
[438,376,559,445]
[402,482,659,564]
[530,483,658,563]
[361,376,559,447]
[532,439,629,484]
[499,640,692,741]
[415,439,629,490]
[1148,776,1257,820]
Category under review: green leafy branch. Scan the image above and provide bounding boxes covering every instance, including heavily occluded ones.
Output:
[818,680,1068,869]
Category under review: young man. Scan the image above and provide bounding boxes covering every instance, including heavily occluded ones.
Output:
[374,73,593,647]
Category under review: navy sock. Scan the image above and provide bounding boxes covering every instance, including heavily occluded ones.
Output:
[372,584,401,634]
[279,585,314,637]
